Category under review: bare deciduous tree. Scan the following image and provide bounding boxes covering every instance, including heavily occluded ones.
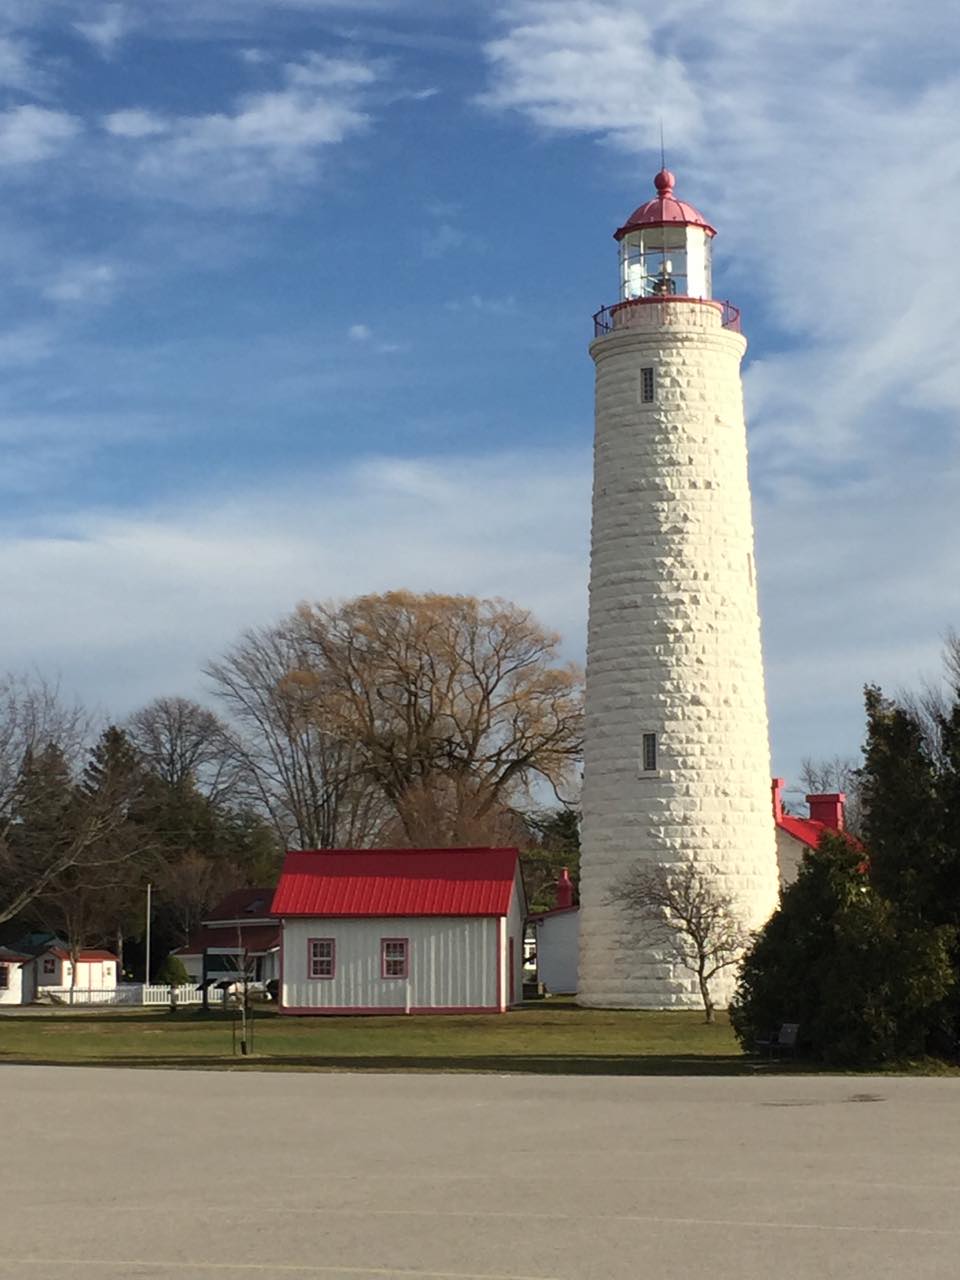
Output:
[614,862,751,1023]
[288,591,584,846]
[0,673,90,822]
[799,755,864,836]
[206,624,387,849]
[377,776,532,849]
[156,850,237,948]
[1,727,151,933]
[126,696,237,803]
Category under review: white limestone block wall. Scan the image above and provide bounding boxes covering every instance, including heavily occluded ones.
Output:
[578,300,780,1009]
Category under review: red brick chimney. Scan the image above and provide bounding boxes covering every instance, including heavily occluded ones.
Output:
[555,867,574,909]
[806,793,845,832]
[771,778,785,823]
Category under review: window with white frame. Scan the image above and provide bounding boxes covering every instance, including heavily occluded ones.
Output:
[641,367,656,403]
[381,938,409,980]
[308,938,335,979]
[641,732,658,773]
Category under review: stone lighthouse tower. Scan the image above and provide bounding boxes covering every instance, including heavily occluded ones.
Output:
[577,168,780,1009]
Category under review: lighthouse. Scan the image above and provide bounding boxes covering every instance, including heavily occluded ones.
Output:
[577,168,780,1009]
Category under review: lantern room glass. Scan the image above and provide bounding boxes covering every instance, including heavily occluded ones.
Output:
[619,226,712,302]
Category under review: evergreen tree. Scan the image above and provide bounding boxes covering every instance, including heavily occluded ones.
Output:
[731,833,955,1065]
[860,685,945,923]
[1,744,82,924]
[521,807,580,913]
[9,743,77,853]
[33,727,154,986]
[933,696,960,931]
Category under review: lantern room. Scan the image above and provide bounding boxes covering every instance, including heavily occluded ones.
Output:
[614,169,716,302]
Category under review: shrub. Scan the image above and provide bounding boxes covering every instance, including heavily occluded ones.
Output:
[731,834,956,1066]
[155,955,192,987]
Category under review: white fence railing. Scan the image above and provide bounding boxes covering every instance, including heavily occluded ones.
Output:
[141,984,226,1006]
[42,984,225,1007]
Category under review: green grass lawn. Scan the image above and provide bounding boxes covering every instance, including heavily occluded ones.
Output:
[1,1002,956,1075]
[0,1001,751,1074]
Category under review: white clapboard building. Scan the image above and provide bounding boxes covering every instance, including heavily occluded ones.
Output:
[0,948,35,1006]
[35,946,118,996]
[273,847,526,1015]
[527,868,579,995]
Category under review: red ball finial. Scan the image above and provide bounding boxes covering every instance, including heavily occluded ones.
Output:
[654,168,675,196]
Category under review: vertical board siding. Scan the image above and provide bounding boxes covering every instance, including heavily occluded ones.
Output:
[536,912,580,994]
[282,917,498,1011]
[0,965,25,1005]
[506,869,525,1005]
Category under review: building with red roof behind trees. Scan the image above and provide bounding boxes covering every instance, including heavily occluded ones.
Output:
[772,779,854,885]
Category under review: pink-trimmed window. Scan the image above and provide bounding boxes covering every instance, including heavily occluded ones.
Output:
[308,938,336,979]
[380,938,409,980]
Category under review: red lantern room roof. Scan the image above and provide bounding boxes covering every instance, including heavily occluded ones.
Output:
[613,169,717,242]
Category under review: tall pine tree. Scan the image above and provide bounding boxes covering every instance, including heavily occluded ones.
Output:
[860,685,946,923]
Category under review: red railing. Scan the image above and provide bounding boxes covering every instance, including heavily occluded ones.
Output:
[592,296,741,337]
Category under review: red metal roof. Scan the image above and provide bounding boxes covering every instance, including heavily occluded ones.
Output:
[271,848,520,918]
[175,923,280,957]
[776,815,865,856]
[45,947,117,962]
[776,814,831,851]
[614,169,716,242]
[203,887,275,921]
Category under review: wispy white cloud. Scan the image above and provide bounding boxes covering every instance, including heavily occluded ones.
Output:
[285,51,379,89]
[103,109,168,139]
[480,0,960,475]
[346,323,407,354]
[1,436,951,778]
[755,456,960,773]
[480,4,701,144]
[42,261,118,305]
[74,4,132,56]
[423,222,466,258]
[0,34,48,93]
[103,53,378,206]
[0,324,55,365]
[444,293,517,314]
[0,105,81,165]
[0,450,590,716]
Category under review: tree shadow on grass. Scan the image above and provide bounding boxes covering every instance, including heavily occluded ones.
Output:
[0,1050,811,1076]
[0,1009,251,1027]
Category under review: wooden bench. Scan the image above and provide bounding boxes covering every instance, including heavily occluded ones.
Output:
[755,1022,800,1059]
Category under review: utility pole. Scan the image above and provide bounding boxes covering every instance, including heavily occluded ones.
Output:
[145,882,152,987]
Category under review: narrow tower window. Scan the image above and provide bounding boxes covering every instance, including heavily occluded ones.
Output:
[641,732,658,773]
[641,367,656,403]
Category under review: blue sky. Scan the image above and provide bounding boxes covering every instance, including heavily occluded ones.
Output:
[2,0,960,796]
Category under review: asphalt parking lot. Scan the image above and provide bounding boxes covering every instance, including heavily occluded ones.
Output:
[1,1066,958,1279]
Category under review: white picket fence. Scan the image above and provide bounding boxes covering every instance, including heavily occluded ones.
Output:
[44,984,225,1007]
[141,984,226,1006]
